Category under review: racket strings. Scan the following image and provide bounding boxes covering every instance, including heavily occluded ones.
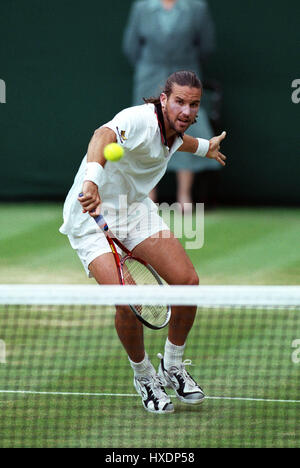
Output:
[122,258,169,328]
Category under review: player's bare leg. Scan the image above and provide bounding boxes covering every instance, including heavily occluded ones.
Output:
[89,254,145,362]
[176,170,194,213]
[89,253,173,413]
[132,230,205,404]
[132,230,199,346]
[149,186,158,203]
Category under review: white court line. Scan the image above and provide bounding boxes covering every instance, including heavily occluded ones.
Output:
[0,389,299,404]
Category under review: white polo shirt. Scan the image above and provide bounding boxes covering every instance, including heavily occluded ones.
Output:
[60,103,183,236]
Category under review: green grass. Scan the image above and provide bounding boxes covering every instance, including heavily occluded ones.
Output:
[185,207,300,284]
[0,204,300,284]
[0,305,299,448]
[0,204,299,447]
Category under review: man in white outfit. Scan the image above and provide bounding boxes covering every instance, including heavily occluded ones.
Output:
[60,71,226,413]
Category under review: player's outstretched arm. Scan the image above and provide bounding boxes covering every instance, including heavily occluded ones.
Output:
[78,127,117,216]
[179,131,227,166]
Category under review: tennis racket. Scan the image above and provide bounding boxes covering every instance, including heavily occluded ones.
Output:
[93,214,171,330]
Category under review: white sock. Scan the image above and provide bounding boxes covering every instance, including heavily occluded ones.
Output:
[164,338,186,370]
[129,353,156,379]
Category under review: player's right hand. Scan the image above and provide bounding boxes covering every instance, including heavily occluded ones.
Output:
[78,181,101,217]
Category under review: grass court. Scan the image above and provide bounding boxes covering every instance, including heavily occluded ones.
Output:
[0,204,299,447]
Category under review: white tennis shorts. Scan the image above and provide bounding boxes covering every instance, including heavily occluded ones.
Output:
[68,207,170,277]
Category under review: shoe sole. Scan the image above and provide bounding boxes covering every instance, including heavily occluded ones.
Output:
[176,394,205,405]
[142,404,175,414]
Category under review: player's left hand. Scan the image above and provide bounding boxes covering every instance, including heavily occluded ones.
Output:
[207,131,227,166]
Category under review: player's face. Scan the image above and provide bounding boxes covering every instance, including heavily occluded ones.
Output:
[161,84,201,135]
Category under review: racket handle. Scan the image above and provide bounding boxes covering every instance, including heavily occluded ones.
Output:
[78,193,108,232]
[94,214,108,232]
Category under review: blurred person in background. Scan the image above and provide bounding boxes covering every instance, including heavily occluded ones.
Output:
[123,0,221,211]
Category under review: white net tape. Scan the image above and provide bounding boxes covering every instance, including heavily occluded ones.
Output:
[1,284,300,307]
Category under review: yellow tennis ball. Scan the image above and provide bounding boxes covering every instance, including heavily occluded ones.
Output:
[104,143,124,162]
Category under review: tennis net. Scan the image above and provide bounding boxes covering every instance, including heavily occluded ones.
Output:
[0,285,299,448]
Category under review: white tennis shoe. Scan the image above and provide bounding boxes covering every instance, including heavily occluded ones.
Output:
[134,374,174,414]
[157,353,205,404]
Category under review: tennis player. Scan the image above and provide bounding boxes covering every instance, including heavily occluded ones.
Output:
[60,71,226,414]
